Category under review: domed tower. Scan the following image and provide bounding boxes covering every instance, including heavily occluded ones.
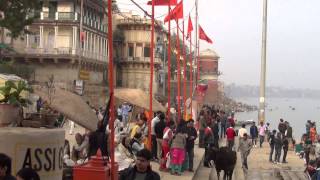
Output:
[197,49,221,104]
[199,49,220,81]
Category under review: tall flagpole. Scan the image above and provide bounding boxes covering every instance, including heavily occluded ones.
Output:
[189,35,193,117]
[176,19,181,122]
[195,0,199,85]
[182,20,187,119]
[167,5,171,122]
[107,0,115,179]
[148,0,155,150]
[259,0,268,123]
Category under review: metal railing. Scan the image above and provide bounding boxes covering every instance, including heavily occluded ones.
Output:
[57,12,76,21]
[120,57,161,63]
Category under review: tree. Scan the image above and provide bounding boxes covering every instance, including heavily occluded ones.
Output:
[166,33,191,79]
[0,0,40,40]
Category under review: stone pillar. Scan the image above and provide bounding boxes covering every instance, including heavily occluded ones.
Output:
[72,26,78,55]
[133,43,136,58]
[26,26,30,48]
[54,26,58,49]
[93,34,96,59]
[39,26,44,49]
[90,32,93,58]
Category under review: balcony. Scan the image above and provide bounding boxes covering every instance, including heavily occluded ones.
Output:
[39,11,79,21]
[23,47,107,62]
[120,57,161,64]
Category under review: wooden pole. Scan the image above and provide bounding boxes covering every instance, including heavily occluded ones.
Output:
[148,0,155,150]
[107,0,115,179]
[176,19,181,122]
[182,20,187,119]
[189,36,193,116]
[167,5,171,122]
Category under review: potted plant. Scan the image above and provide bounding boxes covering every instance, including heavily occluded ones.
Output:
[0,80,33,127]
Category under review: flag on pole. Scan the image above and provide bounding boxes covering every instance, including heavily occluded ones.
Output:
[199,25,213,44]
[147,0,177,6]
[164,0,183,23]
[186,15,193,39]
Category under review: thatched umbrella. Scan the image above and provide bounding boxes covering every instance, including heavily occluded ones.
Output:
[114,88,166,112]
[33,86,98,131]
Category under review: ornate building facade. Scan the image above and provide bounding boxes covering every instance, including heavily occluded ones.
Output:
[114,12,166,95]
[3,0,108,107]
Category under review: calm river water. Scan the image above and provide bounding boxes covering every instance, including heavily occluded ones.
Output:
[235,97,320,139]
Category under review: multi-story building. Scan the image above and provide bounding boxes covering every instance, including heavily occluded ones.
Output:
[113,12,165,95]
[3,0,109,107]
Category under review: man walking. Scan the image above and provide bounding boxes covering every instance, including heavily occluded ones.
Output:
[268,130,276,162]
[259,122,266,148]
[186,119,198,171]
[151,112,161,161]
[285,122,293,149]
[155,113,166,160]
[238,133,253,170]
[250,122,258,147]
[226,124,236,150]
[278,118,287,136]
[220,111,227,139]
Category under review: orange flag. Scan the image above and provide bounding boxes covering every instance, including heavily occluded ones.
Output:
[199,25,213,44]
[164,0,183,23]
[147,0,177,6]
[186,15,193,39]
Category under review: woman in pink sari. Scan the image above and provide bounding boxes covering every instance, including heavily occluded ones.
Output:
[170,121,187,176]
[159,120,175,171]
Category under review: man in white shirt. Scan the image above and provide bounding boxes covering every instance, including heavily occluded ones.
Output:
[238,124,248,138]
[151,112,161,160]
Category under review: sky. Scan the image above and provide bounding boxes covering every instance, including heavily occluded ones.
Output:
[116,0,320,89]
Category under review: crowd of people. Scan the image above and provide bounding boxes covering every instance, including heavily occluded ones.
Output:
[298,120,320,179]
[0,153,40,180]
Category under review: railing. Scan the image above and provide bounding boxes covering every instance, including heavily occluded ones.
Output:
[57,12,75,21]
[24,47,107,61]
[120,57,161,63]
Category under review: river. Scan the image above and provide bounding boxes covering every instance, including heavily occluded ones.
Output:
[234,97,320,140]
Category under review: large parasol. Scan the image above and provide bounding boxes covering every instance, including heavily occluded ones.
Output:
[114,88,166,112]
[33,86,98,131]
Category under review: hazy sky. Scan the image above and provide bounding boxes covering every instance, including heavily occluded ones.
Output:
[117,0,320,89]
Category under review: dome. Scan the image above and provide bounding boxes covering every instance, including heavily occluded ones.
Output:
[199,49,220,59]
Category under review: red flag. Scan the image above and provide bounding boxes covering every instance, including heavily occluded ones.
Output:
[186,15,193,39]
[147,0,177,6]
[199,25,213,44]
[164,0,183,23]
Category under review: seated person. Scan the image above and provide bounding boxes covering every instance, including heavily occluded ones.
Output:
[72,133,88,162]
[116,137,135,172]
[130,132,144,156]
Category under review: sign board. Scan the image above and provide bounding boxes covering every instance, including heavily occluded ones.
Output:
[0,128,65,180]
[79,70,90,80]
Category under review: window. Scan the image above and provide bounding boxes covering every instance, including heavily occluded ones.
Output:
[144,46,150,57]
[128,45,134,57]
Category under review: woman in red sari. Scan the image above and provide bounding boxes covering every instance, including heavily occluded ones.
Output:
[159,120,175,171]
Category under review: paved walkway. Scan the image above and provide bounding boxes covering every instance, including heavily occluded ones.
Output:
[151,145,205,180]
[194,138,306,180]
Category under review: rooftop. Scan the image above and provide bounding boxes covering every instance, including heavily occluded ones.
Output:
[199,49,220,59]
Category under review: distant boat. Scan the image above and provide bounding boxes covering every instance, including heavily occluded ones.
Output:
[235,119,254,126]
[292,107,296,110]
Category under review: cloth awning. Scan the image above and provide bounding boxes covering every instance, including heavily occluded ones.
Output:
[33,86,98,131]
[114,88,166,112]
